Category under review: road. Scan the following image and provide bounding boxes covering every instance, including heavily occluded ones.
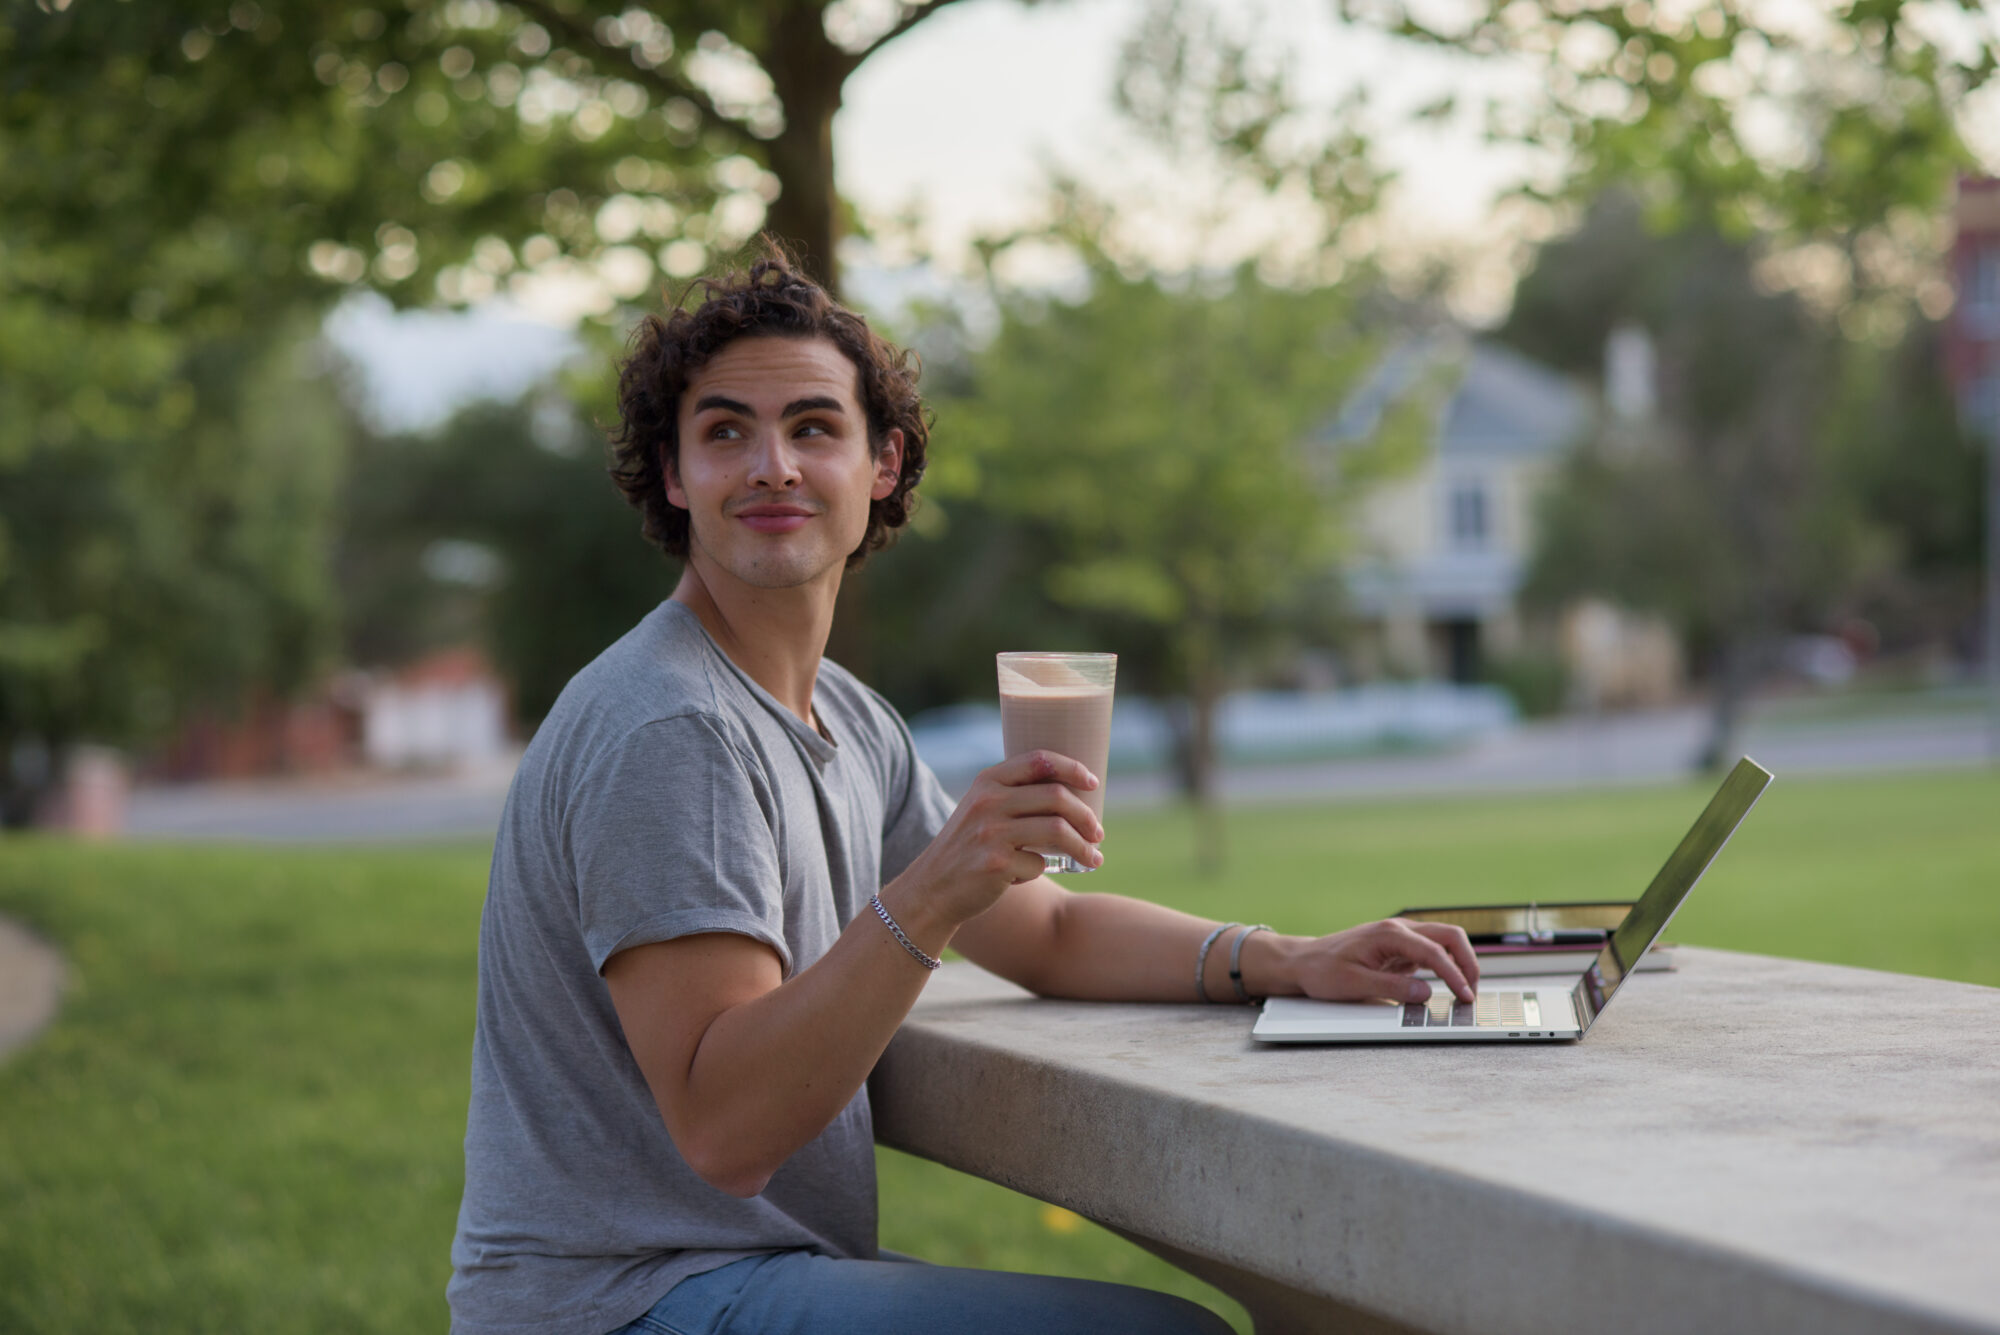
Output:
[122,703,1993,844]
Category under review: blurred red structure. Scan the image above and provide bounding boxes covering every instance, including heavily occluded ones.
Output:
[145,646,512,783]
[148,689,365,782]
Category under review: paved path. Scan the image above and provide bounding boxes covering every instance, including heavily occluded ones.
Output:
[0,916,64,1063]
[120,705,1994,843]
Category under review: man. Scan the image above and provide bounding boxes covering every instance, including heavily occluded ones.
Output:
[447,249,1479,1335]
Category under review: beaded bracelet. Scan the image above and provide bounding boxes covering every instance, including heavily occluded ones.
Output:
[870,894,940,971]
[1229,924,1272,1003]
[1195,922,1240,1002]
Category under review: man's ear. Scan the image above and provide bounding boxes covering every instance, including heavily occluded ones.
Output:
[662,445,688,510]
[870,428,905,501]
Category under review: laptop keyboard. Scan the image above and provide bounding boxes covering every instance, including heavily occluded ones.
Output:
[1402,991,1535,1028]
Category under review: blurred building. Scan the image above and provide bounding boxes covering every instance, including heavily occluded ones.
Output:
[359,647,511,770]
[1318,332,1592,684]
[1944,176,2000,442]
[145,645,511,783]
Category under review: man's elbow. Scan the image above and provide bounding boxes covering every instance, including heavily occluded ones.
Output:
[676,1124,777,1199]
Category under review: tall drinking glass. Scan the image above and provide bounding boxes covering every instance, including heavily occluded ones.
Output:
[996,652,1116,875]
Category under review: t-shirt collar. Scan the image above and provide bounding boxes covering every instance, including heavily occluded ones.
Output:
[660,600,839,766]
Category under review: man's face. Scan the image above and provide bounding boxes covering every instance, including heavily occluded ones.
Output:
[667,335,904,594]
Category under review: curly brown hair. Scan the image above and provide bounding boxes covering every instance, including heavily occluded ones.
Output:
[608,244,930,568]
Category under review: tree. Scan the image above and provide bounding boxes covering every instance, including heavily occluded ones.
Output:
[946,238,1415,867]
[5,0,1009,319]
[856,0,1412,868]
[0,0,1032,815]
[1334,0,1997,316]
[1514,195,1876,768]
[1821,314,1987,653]
[0,321,345,823]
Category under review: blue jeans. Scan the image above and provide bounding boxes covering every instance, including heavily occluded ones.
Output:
[609,1249,1234,1335]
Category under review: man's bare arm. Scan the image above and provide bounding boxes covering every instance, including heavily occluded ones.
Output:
[605,912,939,1199]
[604,750,1102,1198]
[952,880,1481,1006]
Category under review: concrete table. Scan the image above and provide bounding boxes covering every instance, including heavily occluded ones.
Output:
[870,947,2000,1335]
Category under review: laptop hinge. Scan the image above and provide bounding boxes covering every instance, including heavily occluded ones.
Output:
[1570,976,1597,1031]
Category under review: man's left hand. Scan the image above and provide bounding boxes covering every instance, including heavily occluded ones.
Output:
[1273,918,1480,1005]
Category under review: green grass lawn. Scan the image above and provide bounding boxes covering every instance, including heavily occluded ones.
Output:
[2,768,1996,1333]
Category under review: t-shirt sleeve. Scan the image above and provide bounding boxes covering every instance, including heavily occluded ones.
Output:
[567,713,792,976]
[877,712,958,888]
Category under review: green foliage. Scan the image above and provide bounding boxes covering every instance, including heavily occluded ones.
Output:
[1515,191,1982,679]
[1336,0,1996,313]
[3,770,1999,1331]
[859,0,1406,721]
[1512,195,1886,761]
[0,0,984,792]
[0,324,345,816]
[1482,650,1569,718]
[1112,0,1385,270]
[1819,318,1987,647]
[959,263,1364,632]
[3,2,736,327]
[945,244,1400,833]
[0,0,723,805]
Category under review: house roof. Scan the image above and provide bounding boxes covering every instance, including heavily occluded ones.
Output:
[1313,331,1591,461]
[1437,341,1591,460]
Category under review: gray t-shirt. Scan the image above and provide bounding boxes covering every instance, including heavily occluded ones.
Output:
[447,600,956,1335]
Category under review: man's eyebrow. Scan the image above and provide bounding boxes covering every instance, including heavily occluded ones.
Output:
[688,394,847,419]
[782,395,845,418]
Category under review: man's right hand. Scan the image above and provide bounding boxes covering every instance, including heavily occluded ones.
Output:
[879,749,1102,942]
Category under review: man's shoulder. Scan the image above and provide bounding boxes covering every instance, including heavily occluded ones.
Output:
[528,602,742,772]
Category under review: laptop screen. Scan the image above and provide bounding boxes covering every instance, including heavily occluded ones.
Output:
[1572,757,1773,1028]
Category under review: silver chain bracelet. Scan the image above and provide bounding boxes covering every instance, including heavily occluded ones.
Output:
[1195,922,1241,1002]
[870,894,941,970]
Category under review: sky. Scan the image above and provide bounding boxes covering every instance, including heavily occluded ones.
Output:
[836,0,1545,273]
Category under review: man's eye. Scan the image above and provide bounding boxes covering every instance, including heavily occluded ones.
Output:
[709,424,743,441]
[795,421,830,438]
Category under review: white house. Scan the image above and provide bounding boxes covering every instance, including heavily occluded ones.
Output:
[1318,331,1592,683]
[359,647,512,771]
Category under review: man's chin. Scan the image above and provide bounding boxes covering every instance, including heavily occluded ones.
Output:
[717,548,840,591]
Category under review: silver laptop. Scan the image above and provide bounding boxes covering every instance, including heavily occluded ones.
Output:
[1251,757,1773,1044]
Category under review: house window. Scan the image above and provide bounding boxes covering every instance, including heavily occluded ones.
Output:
[1967,373,2000,442]
[1972,249,2000,312]
[1448,480,1489,551]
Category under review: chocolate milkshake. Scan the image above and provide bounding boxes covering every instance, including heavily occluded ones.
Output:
[997,652,1116,874]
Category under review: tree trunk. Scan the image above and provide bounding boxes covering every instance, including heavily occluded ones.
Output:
[1695,634,1756,773]
[1177,622,1225,875]
[1186,673,1225,875]
[0,732,60,830]
[758,3,847,295]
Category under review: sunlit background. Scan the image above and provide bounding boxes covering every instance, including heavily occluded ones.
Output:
[4,0,1999,1329]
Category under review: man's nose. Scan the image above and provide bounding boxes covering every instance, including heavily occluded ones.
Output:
[745,430,802,489]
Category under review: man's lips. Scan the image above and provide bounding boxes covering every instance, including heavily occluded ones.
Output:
[733,503,817,534]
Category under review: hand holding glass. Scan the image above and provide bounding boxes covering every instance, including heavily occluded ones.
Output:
[996,652,1115,875]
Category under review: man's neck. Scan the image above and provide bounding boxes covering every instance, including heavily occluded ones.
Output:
[670,561,837,729]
